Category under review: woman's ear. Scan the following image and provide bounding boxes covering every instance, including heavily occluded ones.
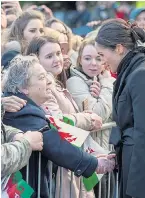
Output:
[115,44,124,55]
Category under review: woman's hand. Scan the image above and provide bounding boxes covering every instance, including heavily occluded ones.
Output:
[90,80,101,98]
[2,1,22,16]
[91,113,102,131]
[40,5,53,18]
[23,131,43,151]
[63,55,72,70]
[96,154,116,174]
[14,131,44,151]
[2,96,27,112]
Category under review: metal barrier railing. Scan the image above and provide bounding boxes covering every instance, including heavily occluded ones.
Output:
[26,122,118,198]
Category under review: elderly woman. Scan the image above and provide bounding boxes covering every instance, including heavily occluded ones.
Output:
[3,36,106,198]
[2,54,115,198]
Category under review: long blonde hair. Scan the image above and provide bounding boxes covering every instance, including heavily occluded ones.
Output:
[71,35,83,52]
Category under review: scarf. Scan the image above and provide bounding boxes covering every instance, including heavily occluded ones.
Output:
[114,46,145,98]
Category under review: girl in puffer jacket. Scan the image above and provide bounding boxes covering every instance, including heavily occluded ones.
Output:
[66,39,115,198]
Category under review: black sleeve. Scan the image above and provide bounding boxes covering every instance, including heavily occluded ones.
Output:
[127,68,145,188]
[3,112,98,178]
[42,129,98,178]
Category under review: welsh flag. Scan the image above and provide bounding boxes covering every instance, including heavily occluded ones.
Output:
[1,171,34,198]
[49,116,107,191]
[49,116,90,147]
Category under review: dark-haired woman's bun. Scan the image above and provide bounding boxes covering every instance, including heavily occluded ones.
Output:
[132,27,145,43]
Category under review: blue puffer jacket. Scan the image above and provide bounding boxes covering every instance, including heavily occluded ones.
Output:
[3,92,98,198]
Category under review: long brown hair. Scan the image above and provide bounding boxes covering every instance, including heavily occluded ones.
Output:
[7,10,45,53]
[26,36,68,88]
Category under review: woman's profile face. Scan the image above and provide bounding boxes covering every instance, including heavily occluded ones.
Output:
[80,44,104,77]
[95,43,120,73]
[23,19,44,43]
[38,42,63,77]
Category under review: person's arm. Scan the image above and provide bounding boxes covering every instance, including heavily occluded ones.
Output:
[42,128,98,178]
[42,129,115,177]
[1,139,32,177]
[4,124,23,142]
[1,125,43,178]
[2,1,22,17]
[3,112,98,178]
[3,108,115,177]
[67,76,113,122]
[1,96,27,113]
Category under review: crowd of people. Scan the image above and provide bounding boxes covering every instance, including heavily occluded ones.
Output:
[1,1,145,198]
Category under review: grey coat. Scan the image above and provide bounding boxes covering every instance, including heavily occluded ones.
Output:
[1,104,32,178]
[110,51,145,198]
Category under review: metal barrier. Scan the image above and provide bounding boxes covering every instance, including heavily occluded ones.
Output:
[26,122,118,198]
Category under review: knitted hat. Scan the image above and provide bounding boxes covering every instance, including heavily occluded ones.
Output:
[129,8,145,20]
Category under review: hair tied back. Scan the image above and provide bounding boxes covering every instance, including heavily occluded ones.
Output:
[127,20,145,43]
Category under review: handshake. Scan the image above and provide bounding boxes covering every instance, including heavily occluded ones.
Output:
[96,153,116,174]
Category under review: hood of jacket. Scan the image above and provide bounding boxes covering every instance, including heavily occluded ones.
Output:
[70,67,94,86]
[70,66,115,87]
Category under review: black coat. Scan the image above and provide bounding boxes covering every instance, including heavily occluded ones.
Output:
[3,92,98,198]
[110,51,145,198]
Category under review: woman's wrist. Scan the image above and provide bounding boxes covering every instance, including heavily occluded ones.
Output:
[13,133,24,141]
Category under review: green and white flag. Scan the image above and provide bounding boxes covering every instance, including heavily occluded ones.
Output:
[1,171,34,198]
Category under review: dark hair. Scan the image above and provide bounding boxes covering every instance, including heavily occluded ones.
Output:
[26,36,59,56]
[95,18,145,50]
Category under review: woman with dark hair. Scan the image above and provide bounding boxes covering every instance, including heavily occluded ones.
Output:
[95,18,145,198]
